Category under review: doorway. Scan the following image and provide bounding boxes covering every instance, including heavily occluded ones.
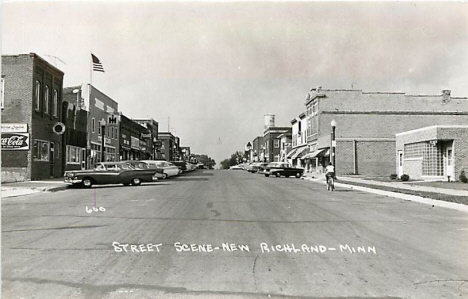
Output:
[445,143,454,181]
[398,150,403,177]
[49,142,55,178]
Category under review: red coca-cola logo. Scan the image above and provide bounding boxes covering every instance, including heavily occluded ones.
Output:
[1,133,29,150]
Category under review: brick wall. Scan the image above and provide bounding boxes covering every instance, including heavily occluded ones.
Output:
[1,55,34,181]
[336,140,395,176]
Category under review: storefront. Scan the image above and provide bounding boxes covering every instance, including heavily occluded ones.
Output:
[396,125,468,181]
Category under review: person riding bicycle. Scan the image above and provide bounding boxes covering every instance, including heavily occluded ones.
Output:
[325,162,335,185]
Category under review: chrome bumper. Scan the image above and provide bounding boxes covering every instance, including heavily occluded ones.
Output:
[64,177,82,184]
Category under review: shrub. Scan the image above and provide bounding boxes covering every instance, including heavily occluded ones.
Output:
[390,174,398,180]
[400,174,410,181]
[460,171,468,183]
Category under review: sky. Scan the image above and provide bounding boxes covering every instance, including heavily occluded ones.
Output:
[2,1,468,165]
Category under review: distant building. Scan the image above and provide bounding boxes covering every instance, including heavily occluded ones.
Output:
[158,132,176,161]
[396,125,468,181]
[263,126,291,163]
[133,118,159,160]
[287,113,309,168]
[278,130,292,162]
[252,136,264,162]
[302,87,468,176]
[119,114,148,161]
[1,53,64,181]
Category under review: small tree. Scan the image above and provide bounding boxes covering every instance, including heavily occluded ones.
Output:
[400,174,410,181]
[460,171,468,183]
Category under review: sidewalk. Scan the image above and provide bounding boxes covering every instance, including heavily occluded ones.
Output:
[302,173,468,212]
[1,178,68,198]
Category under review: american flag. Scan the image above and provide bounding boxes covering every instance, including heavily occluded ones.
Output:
[91,54,105,72]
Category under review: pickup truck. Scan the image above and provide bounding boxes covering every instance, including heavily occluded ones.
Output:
[264,162,304,178]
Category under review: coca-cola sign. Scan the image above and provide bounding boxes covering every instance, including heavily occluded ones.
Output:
[1,133,30,150]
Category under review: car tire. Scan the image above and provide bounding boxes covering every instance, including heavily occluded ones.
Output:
[275,172,281,178]
[131,178,141,186]
[82,178,93,188]
[295,173,302,178]
[264,174,270,177]
[163,173,168,179]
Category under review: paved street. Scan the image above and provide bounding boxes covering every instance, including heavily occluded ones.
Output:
[2,170,468,299]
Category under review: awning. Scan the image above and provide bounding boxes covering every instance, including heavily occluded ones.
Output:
[302,148,328,159]
[285,148,297,158]
[291,146,308,159]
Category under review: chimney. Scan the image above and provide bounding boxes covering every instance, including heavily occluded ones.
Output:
[316,86,322,93]
[442,90,451,102]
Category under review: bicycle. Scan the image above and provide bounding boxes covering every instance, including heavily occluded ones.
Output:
[326,175,335,191]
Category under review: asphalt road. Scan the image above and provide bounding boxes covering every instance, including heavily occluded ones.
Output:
[2,170,468,299]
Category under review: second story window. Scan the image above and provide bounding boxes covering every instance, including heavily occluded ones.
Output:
[44,86,50,114]
[92,118,95,133]
[274,139,280,148]
[53,90,58,117]
[35,80,41,111]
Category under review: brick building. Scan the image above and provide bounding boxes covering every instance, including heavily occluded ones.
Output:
[1,53,64,181]
[133,118,159,160]
[396,125,468,181]
[119,114,149,161]
[62,86,88,171]
[263,126,291,163]
[83,85,119,167]
[158,132,176,161]
[301,87,468,176]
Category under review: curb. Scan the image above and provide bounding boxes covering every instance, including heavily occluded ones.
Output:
[302,177,468,213]
[2,185,69,198]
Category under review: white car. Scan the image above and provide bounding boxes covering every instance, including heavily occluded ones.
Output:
[142,160,182,178]
[230,165,243,170]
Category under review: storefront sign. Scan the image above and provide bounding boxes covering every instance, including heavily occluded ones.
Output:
[107,113,120,127]
[141,133,151,139]
[97,135,112,145]
[1,133,30,150]
[1,123,28,133]
[131,136,140,150]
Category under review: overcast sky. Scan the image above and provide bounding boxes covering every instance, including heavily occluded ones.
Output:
[3,1,468,165]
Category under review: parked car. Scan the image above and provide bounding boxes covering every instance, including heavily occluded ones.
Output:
[244,163,254,172]
[264,162,304,178]
[142,160,182,178]
[230,164,243,170]
[122,160,164,179]
[250,162,265,173]
[256,162,269,173]
[64,162,159,188]
[170,161,188,172]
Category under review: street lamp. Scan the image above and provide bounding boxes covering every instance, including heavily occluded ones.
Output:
[331,119,337,176]
[100,118,106,162]
[152,137,157,160]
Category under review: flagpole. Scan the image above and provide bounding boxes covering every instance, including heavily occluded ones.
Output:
[90,51,93,87]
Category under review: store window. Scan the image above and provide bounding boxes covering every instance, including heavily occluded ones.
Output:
[34,140,49,161]
[35,80,41,111]
[53,90,58,117]
[66,145,82,164]
[44,86,50,114]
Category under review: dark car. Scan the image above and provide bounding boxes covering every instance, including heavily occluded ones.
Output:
[122,160,164,179]
[64,162,159,188]
[170,161,188,172]
[264,162,304,178]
